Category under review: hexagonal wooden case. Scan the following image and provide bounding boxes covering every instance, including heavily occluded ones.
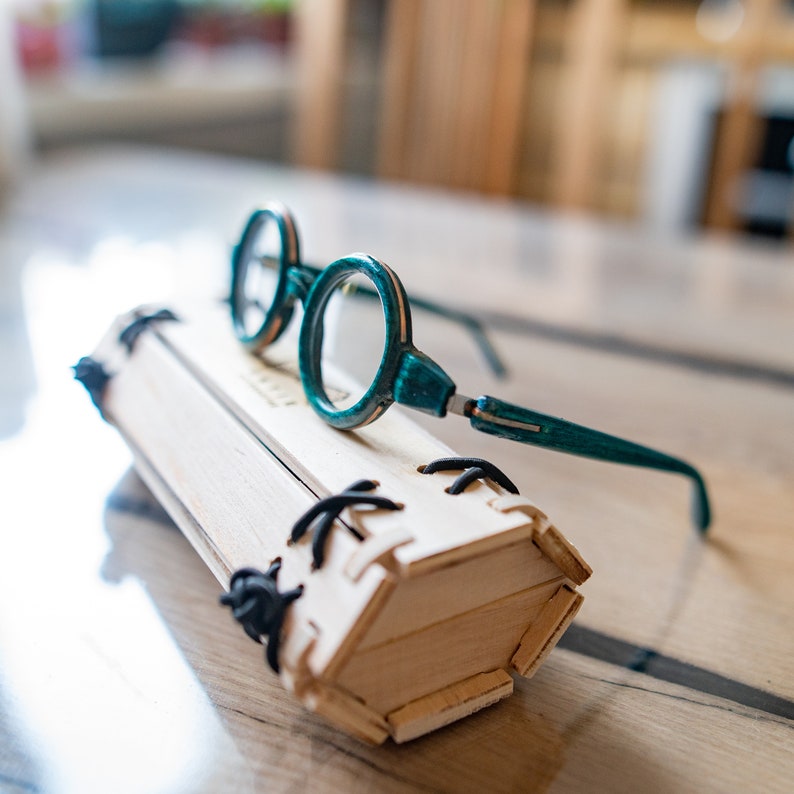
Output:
[82,305,591,744]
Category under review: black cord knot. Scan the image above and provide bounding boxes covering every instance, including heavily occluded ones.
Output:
[119,308,180,352]
[73,356,111,413]
[288,480,403,570]
[421,456,519,495]
[219,559,303,673]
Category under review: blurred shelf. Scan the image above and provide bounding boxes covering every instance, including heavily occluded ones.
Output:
[26,45,296,144]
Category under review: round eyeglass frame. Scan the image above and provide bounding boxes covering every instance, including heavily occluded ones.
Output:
[230,204,416,430]
[299,254,413,430]
[230,202,301,350]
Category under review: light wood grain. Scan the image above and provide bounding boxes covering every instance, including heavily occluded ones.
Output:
[337,579,564,714]
[357,539,562,651]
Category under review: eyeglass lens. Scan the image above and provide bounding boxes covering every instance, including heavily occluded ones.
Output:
[238,213,283,338]
[317,271,388,411]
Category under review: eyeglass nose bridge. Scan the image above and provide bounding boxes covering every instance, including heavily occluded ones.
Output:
[257,266,316,346]
[286,265,316,304]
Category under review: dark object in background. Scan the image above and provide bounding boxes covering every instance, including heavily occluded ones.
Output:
[743,116,794,240]
[92,0,180,58]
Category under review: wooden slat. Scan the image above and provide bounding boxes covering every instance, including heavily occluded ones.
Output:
[387,669,514,743]
[511,585,583,676]
[304,684,390,745]
[336,578,563,713]
[101,324,312,577]
[357,539,562,650]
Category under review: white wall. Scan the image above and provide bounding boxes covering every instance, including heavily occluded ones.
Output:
[0,3,32,188]
[643,61,724,232]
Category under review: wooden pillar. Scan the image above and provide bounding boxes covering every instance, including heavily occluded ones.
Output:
[291,0,350,170]
[377,0,422,181]
[553,0,627,210]
[483,0,537,195]
[376,0,535,195]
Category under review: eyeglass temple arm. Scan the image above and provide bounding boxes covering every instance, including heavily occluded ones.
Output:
[403,293,507,379]
[449,393,711,533]
[299,262,506,378]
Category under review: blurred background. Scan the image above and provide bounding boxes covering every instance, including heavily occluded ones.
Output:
[1,0,793,240]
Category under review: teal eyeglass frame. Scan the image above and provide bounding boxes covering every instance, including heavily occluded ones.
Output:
[230,203,506,376]
[230,203,712,533]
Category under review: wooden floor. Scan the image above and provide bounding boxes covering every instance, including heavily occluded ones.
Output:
[0,147,792,792]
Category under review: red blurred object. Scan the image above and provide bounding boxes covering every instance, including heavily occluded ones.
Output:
[174,9,231,49]
[256,11,291,48]
[16,21,62,73]
[174,8,292,50]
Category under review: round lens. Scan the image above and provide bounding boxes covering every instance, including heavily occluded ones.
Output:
[236,213,284,339]
[317,271,387,411]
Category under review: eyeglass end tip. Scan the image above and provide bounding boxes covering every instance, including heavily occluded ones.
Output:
[692,478,712,536]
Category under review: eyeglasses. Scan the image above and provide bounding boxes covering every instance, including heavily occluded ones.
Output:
[230,203,711,533]
[231,204,507,378]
